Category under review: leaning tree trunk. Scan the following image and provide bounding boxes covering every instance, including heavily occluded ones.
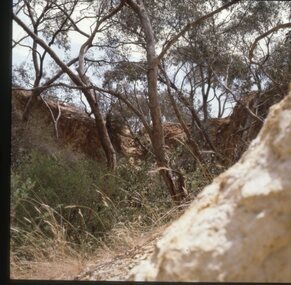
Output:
[83,88,117,171]
[127,0,187,204]
[22,89,39,121]
[22,69,42,121]
[13,14,117,170]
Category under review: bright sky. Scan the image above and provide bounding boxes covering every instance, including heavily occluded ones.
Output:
[11,13,235,118]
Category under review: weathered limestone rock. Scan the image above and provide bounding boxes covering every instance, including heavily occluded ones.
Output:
[129,91,291,282]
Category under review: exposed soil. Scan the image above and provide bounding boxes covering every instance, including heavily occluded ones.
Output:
[75,232,161,281]
[12,87,287,167]
[10,226,165,281]
[11,258,85,280]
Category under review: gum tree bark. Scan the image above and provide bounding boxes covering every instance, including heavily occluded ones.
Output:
[126,0,188,203]
[125,0,239,203]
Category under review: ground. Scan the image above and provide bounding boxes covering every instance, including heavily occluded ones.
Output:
[75,232,161,281]
[11,225,165,281]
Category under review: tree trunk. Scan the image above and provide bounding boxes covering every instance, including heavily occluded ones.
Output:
[83,89,117,171]
[161,75,224,163]
[160,66,213,181]
[22,90,39,121]
[22,73,42,121]
[127,0,187,204]
[13,10,118,171]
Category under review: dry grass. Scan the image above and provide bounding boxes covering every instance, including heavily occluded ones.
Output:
[10,199,94,280]
[10,195,190,280]
[10,139,197,280]
[72,204,190,281]
[98,199,188,255]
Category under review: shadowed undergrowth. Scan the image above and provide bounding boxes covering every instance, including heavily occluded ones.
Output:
[11,148,209,278]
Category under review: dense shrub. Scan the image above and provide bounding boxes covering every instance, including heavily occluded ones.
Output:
[11,149,177,259]
[11,139,221,265]
[12,151,118,243]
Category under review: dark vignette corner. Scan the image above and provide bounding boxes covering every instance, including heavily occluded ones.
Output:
[0,0,12,284]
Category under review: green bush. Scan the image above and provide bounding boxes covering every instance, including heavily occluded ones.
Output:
[11,149,177,256]
[11,151,118,245]
[115,159,174,226]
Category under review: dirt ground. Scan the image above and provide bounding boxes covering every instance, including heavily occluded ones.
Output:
[10,227,163,281]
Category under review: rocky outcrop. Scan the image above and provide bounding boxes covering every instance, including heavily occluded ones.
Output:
[11,90,137,160]
[129,90,291,282]
[206,87,287,165]
[12,90,103,159]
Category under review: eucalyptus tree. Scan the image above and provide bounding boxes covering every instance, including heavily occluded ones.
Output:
[161,0,291,129]
[248,21,291,95]
[13,0,126,170]
[16,0,272,204]
[227,1,291,95]
[116,1,291,201]
[101,0,241,203]
[13,0,78,121]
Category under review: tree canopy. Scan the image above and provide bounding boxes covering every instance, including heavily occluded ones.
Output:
[12,0,291,203]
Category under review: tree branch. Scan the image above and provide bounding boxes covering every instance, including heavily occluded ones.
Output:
[249,22,291,64]
[40,94,61,139]
[158,0,241,60]
[212,69,264,123]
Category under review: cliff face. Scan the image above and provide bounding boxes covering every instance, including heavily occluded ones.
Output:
[205,88,287,165]
[129,90,291,282]
[12,90,104,160]
[12,90,140,161]
[12,86,287,166]
[199,92,262,166]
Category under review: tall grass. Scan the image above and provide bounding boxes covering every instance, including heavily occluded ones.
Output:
[11,138,219,279]
[10,149,187,277]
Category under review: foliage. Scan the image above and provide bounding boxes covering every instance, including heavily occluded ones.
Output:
[13,0,291,207]
[11,152,108,247]
[11,148,179,262]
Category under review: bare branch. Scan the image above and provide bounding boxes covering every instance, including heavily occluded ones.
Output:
[212,69,264,123]
[78,0,125,79]
[13,12,85,88]
[12,34,30,48]
[12,81,151,133]
[53,1,90,38]
[40,94,62,139]
[158,0,241,60]
[249,22,291,64]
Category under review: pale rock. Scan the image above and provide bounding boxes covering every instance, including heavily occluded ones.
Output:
[129,91,291,282]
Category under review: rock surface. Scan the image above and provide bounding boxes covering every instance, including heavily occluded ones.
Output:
[129,91,291,282]
[11,90,138,159]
